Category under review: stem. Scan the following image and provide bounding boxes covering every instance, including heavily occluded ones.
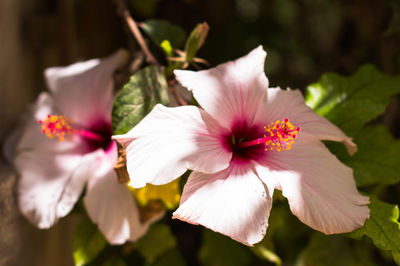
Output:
[113,0,159,66]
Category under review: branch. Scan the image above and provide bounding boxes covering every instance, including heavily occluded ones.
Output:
[113,0,159,66]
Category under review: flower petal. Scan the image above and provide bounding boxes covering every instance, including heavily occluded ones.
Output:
[12,91,102,227]
[84,163,161,244]
[261,137,369,234]
[172,165,272,246]
[174,46,269,129]
[45,49,129,126]
[113,104,232,188]
[255,88,357,154]
[16,149,102,228]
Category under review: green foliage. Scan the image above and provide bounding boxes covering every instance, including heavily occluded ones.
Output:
[112,65,169,134]
[297,234,359,266]
[135,223,177,263]
[266,199,311,263]
[349,196,400,264]
[73,220,107,266]
[149,249,187,266]
[199,229,252,266]
[184,22,209,63]
[141,19,186,48]
[394,251,400,265]
[305,64,400,136]
[101,256,127,266]
[325,125,400,186]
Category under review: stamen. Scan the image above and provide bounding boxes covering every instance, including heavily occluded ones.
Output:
[38,114,105,143]
[39,115,73,142]
[240,118,300,152]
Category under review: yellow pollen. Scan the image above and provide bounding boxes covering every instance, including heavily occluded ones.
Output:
[38,115,74,142]
[263,118,300,152]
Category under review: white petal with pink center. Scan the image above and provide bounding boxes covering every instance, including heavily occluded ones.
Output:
[114,46,370,245]
[173,165,273,246]
[113,104,232,188]
[8,50,160,244]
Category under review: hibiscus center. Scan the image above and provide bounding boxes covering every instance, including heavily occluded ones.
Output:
[39,114,113,151]
[240,118,300,152]
[222,120,266,163]
[222,119,300,163]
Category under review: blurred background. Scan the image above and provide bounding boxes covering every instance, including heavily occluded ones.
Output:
[1,0,399,265]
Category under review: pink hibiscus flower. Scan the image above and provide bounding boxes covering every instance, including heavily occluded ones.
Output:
[113,46,370,246]
[7,50,162,244]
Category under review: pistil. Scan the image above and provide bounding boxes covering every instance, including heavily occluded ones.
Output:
[239,118,300,152]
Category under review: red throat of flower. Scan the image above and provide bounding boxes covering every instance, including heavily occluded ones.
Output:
[38,115,105,143]
[240,118,300,152]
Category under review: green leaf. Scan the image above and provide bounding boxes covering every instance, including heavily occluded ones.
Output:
[297,234,358,266]
[199,230,252,266]
[149,249,187,266]
[349,196,400,257]
[393,251,400,265]
[326,125,400,186]
[135,223,176,263]
[305,64,400,136]
[141,19,186,48]
[184,22,209,63]
[101,256,127,266]
[73,220,107,266]
[112,65,169,134]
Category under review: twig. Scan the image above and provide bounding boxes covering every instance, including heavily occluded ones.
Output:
[168,79,188,106]
[113,0,159,66]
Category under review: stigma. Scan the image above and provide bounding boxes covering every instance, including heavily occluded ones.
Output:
[39,115,73,142]
[240,118,300,152]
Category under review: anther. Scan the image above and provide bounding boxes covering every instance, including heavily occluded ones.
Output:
[38,115,74,142]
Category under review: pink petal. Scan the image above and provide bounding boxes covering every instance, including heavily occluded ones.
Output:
[84,151,162,244]
[261,137,369,234]
[174,46,269,129]
[172,165,273,246]
[113,104,232,188]
[45,49,129,127]
[16,149,102,228]
[255,88,357,155]
[13,91,104,228]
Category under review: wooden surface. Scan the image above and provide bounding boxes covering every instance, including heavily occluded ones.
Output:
[0,0,86,265]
